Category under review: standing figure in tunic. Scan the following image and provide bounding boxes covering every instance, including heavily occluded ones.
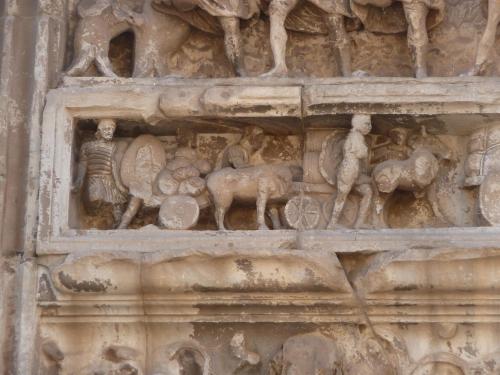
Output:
[73,119,128,226]
[327,114,373,229]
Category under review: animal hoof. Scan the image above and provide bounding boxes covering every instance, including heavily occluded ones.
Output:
[415,68,428,79]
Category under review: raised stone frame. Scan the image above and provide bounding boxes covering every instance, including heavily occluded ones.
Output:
[38,76,500,257]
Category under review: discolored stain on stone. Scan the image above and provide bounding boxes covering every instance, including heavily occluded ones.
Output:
[58,271,112,293]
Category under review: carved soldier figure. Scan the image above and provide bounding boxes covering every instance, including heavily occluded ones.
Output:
[66,0,144,77]
[352,0,445,78]
[327,114,373,229]
[73,119,128,226]
[467,0,500,76]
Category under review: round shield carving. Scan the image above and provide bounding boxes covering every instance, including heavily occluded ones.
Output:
[120,134,167,201]
[284,195,321,230]
[319,131,347,186]
[479,172,500,226]
[159,195,200,230]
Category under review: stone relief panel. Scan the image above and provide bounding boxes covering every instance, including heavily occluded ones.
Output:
[37,322,500,375]
[71,120,301,230]
[68,114,496,231]
[63,0,500,78]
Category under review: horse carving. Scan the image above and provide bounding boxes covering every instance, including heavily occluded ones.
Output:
[207,165,297,230]
[372,127,453,226]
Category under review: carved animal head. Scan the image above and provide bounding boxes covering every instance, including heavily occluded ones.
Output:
[409,126,453,161]
[373,163,400,193]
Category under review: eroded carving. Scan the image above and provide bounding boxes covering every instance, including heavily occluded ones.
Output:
[83,345,143,375]
[73,119,129,227]
[372,126,453,227]
[465,124,500,226]
[230,332,261,374]
[352,0,445,78]
[327,114,373,229]
[152,341,209,375]
[268,332,342,375]
[67,0,144,77]
[69,115,474,231]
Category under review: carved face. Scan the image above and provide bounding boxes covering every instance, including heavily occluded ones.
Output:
[98,120,117,141]
[352,115,372,135]
[389,128,409,146]
[242,126,265,151]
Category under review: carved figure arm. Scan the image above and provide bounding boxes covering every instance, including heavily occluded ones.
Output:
[112,158,128,194]
[73,144,88,193]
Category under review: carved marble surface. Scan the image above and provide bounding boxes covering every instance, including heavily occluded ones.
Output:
[28,1,500,373]
[63,0,500,78]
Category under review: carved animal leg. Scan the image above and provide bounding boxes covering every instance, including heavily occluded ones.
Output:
[66,52,94,76]
[257,182,270,230]
[95,53,118,78]
[117,197,142,229]
[267,206,282,229]
[373,189,390,229]
[402,2,430,78]
[470,0,500,75]
[219,17,245,77]
[426,183,448,224]
[215,204,228,230]
[354,183,373,229]
[261,0,299,77]
[327,188,349,229]
[325,13,352,77]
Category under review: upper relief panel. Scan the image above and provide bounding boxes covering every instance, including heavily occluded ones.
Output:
[63,0,500,79]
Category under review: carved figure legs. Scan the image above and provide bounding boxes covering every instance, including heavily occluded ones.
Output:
[262,0,300,77]
[66,30,119,77]
[468,0,500,76]
[325,13,352,77]
[219,17,245,76]
[402,1,430,78]
[328,182,372,229]
[112,204,125,226]
[354,183,372,228]
[117,197,142,229]
[327,184,350,229]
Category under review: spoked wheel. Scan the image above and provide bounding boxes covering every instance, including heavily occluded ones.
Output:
[284,195,321,230]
